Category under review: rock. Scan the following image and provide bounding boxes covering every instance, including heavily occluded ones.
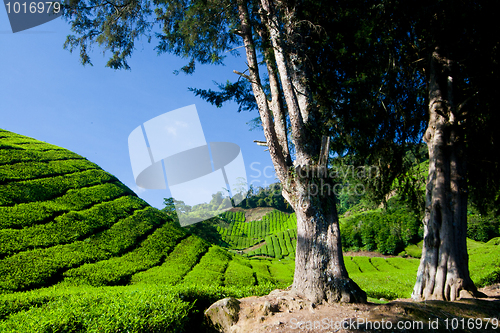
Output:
[459,289,473,299]
[205,297,241,332]
[309,302,316,313]
[259,301,273,316]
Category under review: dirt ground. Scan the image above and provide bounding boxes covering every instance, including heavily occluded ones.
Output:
[222,284,500,333]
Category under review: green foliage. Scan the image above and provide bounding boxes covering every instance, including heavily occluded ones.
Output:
[277,232,288,257]
[267,258,294,285]
[467,213,500,242]
[0,244,498,330]
[345,240,500,300]
[343,257,362,274]
[224,258,256,287]
[0,182,134,229]
[487,237,500,246]
[0,283,280,332]
[220,210,245,223]
[271,235,282,260]
[264,235,275,258]
[467,241,500,287]
[2,129,499,328]
[347,256,420,300]
[0,135,64,151]
[0,285,194,333]
[249,259,275,285]
[196,209,298,255]
[402,241,423,258]
[237,184,293,213]
[0,148,83,166]
[0,159,98,183]
[181,216,229,248]
[340,206,421,255]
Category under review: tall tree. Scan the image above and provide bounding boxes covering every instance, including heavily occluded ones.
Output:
[398,0,500,301]
[61,0,370,303]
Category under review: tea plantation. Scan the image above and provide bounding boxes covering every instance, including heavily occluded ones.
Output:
[1,129,499,332]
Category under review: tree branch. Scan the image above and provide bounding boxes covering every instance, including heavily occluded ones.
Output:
[233,70,253,82]
[260,0,310,167]
[236,0,288,183]
[257,8,292,166]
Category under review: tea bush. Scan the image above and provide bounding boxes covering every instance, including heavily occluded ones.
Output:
[224,258,256,287]
[0,182,132,229]
[0,196,146,257]
[131,235,209,285]
[340,207,421,255]
[0,207,167,292]
[182,246,232,286]
[0,169,117,205]
[62,222,185,286]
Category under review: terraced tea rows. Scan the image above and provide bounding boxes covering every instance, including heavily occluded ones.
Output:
[215,210,297,255]
[246,229,297,259]
[0,129,186,293]
[346,256,420,299]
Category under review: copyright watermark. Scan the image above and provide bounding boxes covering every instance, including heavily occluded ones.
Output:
[289,317,424,331]
[3,0,62,32]
[288,317,499,331]
[248,162,380,198]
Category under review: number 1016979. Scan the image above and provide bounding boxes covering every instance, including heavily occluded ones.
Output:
[5,2,61,14]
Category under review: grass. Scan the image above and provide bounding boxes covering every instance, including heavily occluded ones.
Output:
[469,239,500,287]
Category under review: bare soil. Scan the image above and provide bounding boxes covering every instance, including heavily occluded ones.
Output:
[242,240,266,253]
[219,284,500,333]
[229,207,278,222]
[343,251,398,259]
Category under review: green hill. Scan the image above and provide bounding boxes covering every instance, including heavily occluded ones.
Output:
[0,129,189,293]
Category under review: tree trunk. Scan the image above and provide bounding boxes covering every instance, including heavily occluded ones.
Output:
[283,173,367,304]
[412,47,483,301]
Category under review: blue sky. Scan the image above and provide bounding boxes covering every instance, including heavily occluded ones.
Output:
[0,13,278,209]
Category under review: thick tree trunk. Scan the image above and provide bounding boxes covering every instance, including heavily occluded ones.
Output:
[283,175,367,304]
[412,47,483,301]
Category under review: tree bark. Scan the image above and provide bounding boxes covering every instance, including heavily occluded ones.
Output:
[412,47,483,301]
[284,175,367,304]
